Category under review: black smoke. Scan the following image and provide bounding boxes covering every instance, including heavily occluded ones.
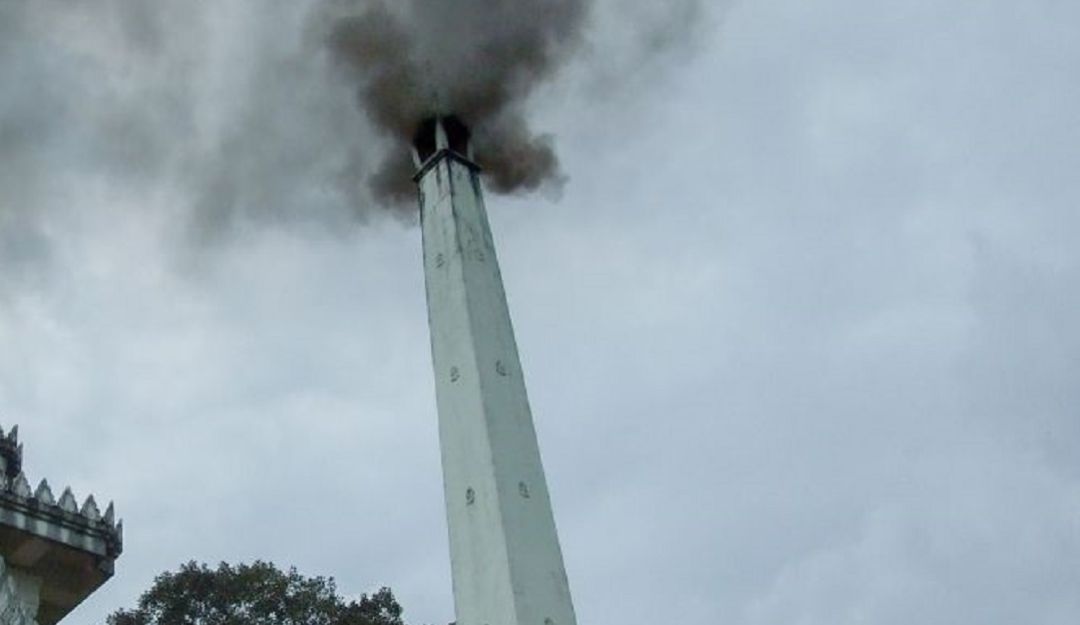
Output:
[322,0,591,202]
[0,0,709,267]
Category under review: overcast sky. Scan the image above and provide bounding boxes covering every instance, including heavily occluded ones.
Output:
[2,1,1079,624]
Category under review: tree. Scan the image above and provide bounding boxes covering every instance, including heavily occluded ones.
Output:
[107,561,405,625]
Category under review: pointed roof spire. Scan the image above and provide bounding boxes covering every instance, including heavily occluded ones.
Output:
[35,478,56,505]
[13,472,31,497]
[81,495,102,521]
[59,487,79,513]
[103,501,116,527]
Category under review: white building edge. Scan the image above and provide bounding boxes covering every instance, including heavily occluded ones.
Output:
[0,425,122,625]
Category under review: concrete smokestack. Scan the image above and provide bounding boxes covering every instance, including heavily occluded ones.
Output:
[413,117,578,625]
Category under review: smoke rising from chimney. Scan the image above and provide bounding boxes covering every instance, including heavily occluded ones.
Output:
[322,0,592,202]
[1,0,709,275]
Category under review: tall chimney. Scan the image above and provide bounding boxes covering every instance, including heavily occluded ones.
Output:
[413,117,578,625]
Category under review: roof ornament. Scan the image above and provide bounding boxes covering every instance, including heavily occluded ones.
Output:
[12,471,32,497]
[35,478,56,505]
[59,487,79,513]
[0,422,22,480]
[82,495,102,521]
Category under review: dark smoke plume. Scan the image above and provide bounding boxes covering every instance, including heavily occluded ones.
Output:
[1,0,709,274]
[322,0,591,202]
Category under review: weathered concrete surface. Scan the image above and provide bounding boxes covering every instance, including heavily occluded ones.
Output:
[0,556,41,625]
[416,119,578,625]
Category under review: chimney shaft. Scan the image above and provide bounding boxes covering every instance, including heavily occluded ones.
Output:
[414,118,578,625]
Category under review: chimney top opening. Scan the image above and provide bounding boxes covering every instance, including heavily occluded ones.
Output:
[414,118,439,164]
[443,116,471,156]
[413,115,472,165]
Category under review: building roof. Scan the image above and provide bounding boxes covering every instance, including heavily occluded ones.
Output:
[0,424,122,625]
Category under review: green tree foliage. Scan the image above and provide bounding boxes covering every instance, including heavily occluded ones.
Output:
[107,561,405,625]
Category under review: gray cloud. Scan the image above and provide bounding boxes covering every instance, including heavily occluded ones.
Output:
[1,1,385,261]
[2,1,1079,625]
[0,0,707,266]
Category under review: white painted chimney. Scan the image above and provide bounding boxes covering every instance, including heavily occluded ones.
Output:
[414,117,578,625]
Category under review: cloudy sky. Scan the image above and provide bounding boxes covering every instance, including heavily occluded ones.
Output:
[2,1,1079,624]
